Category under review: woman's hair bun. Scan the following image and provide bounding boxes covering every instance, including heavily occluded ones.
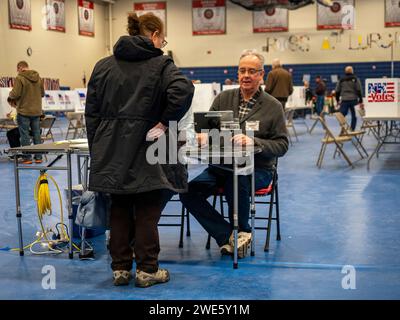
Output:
[127,12,140,36]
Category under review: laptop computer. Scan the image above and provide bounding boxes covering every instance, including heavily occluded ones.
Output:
[193,110,234,133]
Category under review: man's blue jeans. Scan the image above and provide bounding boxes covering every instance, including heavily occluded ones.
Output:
[16,114,42,160]
[340,100,358,131]
[180,166,272,247]
[316,95,325,115]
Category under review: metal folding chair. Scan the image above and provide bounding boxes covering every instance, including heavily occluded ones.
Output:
[357,108,380,142]
[334,112,368,158]
[205,165,281,252]
[40,115,56,142]
[159,198,191,248]
[285,109,299,145]
[65,112,86,139]
[317,116,354,168]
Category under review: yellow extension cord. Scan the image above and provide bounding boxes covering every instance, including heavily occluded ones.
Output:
[11,172,81,252]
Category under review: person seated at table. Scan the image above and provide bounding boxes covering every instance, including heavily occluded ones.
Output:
[180,50,289,258]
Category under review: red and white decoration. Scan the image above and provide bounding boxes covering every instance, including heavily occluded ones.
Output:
[9,0,31,31]
[192,0,226,35]
[366,78,400,118]
[78,0,94,37]
[385,0,400,27]
[46,0,65,32]
[134,2,167,34]
[317,0,354,30]
[367,81,396,103]
[253,7,288,33]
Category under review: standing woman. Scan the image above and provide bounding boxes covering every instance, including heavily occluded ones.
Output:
[85,13,194,287]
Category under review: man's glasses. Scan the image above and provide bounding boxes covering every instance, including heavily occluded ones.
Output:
[238,68,263,75]
[161,39,168,48]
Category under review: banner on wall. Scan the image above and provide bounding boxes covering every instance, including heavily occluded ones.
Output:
[317,0,354,30]
[46,0,65,32]
[134,2,167,34]
[9,0,31,31]
[253,7,288,33]
[78,0,94,37]
[385,0,400,27]
[192,0,226,35]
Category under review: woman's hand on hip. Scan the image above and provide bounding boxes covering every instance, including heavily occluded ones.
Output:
[146,122,168,141]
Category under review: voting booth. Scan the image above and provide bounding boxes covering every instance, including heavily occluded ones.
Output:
[0,88,12,118]
[42,90,81,112]
[365,78,400,117]
[180,83,221,145]
[75,88,87,112]
[286,86,306,109]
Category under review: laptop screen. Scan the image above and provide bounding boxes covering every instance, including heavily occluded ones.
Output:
[193,110,234,133]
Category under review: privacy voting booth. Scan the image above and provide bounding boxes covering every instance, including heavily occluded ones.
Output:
[286,86,307,109]
[179,83,221,140]
[365,78,400,117]
[0,88,12,118]
[42,90,83,112]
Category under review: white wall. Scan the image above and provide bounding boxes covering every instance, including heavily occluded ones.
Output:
[112,0,400,67]
[0,0,109,88]
[0,0,398,86]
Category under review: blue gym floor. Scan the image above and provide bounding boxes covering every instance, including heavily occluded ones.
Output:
[0,114,399,300]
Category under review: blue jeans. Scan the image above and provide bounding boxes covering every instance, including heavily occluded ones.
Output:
[340,100,358,131]
[16,114,42,160]
[316,95,325,115]
[180,166,272,247]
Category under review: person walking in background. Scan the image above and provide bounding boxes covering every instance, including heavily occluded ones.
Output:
[264,58,293,109]
[85,13,194,288]
[335,66,363,131]
[314,75,326,116]
[304,80,314,105]
[7,61,44,164]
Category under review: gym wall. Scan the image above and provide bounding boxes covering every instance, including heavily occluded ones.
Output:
[0,0,109,89]
[112,0,400,68]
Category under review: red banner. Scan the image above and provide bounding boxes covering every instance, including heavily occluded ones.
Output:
[78,0,94,37]
[192,0,226,35]
[253,8,288,33]
[317,0,354,30]
[385,0,400,27]
[134,2,166,10]
[134,2,167,34]
[9,0,31,31]
[46,0,66,32]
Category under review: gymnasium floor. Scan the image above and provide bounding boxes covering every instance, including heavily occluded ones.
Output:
[0,114,399,300]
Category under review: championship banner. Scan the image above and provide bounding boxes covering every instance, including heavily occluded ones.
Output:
[46,0,65,32]
[385,0,400,27]
[317,0,354,30]
[9,0,31,31]
[192,0,226,35]
[134,2,167,34]
[253,7,288,33]
[78,0,94,37]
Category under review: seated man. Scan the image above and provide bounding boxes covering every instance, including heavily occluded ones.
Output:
[180,50,289,258]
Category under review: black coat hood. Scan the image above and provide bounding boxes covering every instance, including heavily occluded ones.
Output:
[113,35,163,62]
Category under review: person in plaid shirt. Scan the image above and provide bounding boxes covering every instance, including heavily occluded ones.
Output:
[180,50,289,259]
